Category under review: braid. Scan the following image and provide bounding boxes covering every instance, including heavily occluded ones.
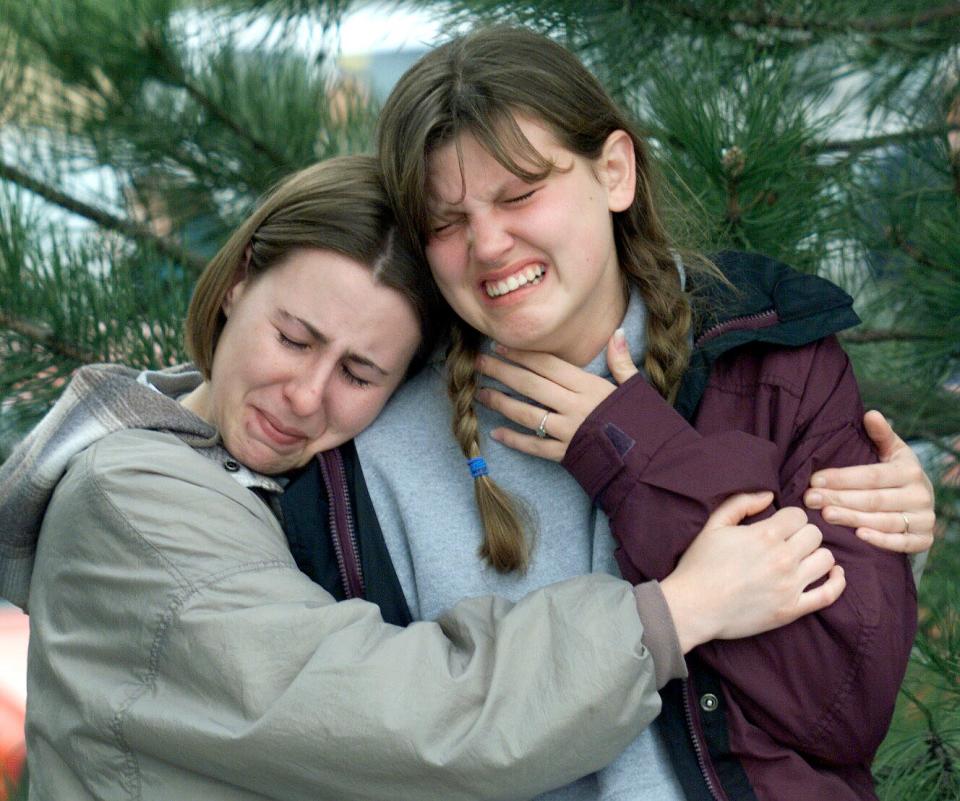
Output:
[446,323,530,573]
[636,254,692,401]
[619,164,703,403]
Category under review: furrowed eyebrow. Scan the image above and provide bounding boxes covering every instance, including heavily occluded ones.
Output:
[277,309,389,377]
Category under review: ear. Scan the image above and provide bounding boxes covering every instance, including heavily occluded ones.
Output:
[223,244,254,318]
[598,130,636,213]
[222,276,247,318]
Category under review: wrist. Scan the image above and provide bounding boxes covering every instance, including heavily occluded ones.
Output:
[633,581,687,687]
[659,573,713,654]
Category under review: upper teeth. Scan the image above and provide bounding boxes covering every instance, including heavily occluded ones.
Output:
[485,265,545,298]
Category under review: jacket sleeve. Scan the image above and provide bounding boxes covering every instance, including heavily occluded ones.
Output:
[562,337,917,764]
[562,371,783,583]
[31,430,677,801]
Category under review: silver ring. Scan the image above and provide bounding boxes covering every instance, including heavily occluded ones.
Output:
[901,512,911,534]
[536,411,550,439]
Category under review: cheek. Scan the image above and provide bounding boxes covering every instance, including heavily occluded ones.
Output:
[425,238,465,289]
[331,389,389,439]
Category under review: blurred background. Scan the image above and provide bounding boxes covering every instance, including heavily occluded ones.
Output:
[0,1,957,798]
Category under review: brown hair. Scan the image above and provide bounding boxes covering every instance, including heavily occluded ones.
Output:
[378,25,710,572]
[186,155,441,378]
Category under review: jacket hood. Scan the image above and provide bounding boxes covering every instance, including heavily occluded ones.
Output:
[0,363,278,611]
[676,251,861,419]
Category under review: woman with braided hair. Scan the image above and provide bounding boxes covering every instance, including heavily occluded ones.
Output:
[359,24,928,801]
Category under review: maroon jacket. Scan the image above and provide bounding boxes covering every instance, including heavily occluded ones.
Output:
[562,252,917,801]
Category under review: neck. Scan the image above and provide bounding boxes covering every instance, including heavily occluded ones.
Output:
[553,280,629,366]
[179,381,213,423]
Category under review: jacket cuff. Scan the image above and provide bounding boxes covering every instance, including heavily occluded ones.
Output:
[562,373,678,503]
[633,580,687,689]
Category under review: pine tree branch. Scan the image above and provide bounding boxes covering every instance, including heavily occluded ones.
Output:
[840,329,946,343]
[816,124,960,154]
[0,159,207,272]
[0,311,94,363]
[884,226,951,271]
[669,2,960,34]
[142,31,290,169]
[647,124,959,163]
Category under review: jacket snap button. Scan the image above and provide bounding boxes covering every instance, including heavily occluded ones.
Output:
[223,458,241,472]
[700,693,719,712]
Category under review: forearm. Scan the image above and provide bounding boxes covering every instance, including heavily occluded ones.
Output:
[132,572,675,800]
[563,372,780,581]
[565,340,917,762]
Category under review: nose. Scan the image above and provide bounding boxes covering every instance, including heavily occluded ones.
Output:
[283,360,333,419]
[468,210,513,265]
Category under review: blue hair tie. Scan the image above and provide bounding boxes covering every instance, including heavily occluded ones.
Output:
[467,457,489,479]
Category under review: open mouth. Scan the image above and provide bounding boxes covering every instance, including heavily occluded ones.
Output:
[484,264,545,298]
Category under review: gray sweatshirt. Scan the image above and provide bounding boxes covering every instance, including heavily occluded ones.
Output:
[356,291,686,801]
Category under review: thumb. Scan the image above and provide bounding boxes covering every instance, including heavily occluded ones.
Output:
[705,491,775,529]
[607,328,640,385]
[863,410,900,462]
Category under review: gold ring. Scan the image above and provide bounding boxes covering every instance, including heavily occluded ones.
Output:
[536,411,550,439]
[901,512,911,535]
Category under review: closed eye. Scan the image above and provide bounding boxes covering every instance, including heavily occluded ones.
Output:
[340,363,371,388]
[504,189,537,204]
[277,331,308,351]
[430,217,463,237]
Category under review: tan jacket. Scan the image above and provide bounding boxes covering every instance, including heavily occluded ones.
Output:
[26,427,679,801]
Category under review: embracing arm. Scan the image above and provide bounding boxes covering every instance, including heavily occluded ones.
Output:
[805,409,936,558]
[562,337,917,763]
[31,431,671,801]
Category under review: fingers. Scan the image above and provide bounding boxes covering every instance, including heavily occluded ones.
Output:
[795,543,834,587]
[855,528,935,555]
[478,388,574,443]
[606,328,640,385]
[818,505,936,536]
[809,461,910,492]
[476,353,568,407]
[488,426,566,463]
[810,414,927,491]
[758,505,808,540]
[805,484,929,514]
[861,410,901,461]
[794,565,846,618]
[482,346,593,392]
[704,491,775,529]
[783,522,823,563]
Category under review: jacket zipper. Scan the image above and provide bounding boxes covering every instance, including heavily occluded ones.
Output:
[318,449,365,599]
[683,677,725,801]
[695,309,778,349]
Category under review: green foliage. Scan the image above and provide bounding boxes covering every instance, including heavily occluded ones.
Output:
[0,187,193,457]
[875,535,960,801]
[2,0,376,264]
[644,51,837,269]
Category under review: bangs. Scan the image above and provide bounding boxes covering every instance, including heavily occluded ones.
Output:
[421,108,567,234]
[468,110,556,182]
